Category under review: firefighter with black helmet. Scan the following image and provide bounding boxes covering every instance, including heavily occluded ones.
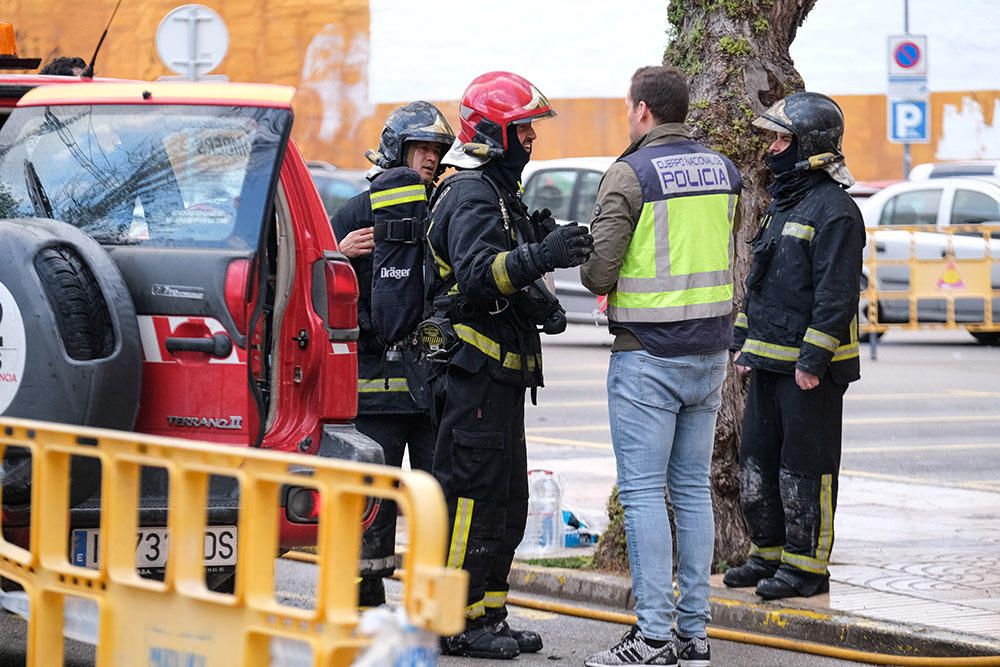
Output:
[725,92,865,599]
[330,100,455,607]
[426,71,593,659]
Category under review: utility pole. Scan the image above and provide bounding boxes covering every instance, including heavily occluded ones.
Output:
[902,0,911,178]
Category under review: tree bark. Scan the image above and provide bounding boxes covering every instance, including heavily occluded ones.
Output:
[594,0,817,573]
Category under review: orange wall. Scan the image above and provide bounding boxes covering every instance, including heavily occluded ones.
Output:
[836,91,1000,182]
[4,1,997,181]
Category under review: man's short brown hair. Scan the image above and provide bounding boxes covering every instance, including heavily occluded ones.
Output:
[629,65,689,124]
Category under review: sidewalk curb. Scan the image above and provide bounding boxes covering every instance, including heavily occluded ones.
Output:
[509,563,1000,658]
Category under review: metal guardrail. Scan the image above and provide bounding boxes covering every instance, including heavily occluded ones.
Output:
[861,224,999,336]
[0,418,466,666]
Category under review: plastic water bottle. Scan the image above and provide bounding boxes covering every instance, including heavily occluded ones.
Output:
[517,470,564,557]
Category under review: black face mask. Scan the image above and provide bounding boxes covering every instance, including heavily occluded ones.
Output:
[484,124,532,194]
[765,135,799,176]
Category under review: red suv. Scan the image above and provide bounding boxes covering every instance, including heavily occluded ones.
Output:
[0,78,379,588]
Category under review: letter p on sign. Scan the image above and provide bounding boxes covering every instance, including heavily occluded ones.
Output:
[888,99,929,143]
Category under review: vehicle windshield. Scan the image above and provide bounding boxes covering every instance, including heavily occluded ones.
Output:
[0,104,289,248]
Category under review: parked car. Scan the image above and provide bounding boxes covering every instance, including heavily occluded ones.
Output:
[308,160,370,217]
[0,76,381,589]
[521,157,615,324]
[909,161,1000,181]
[859,177,1000,344]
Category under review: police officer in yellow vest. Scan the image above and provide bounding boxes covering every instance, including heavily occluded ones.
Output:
[581,65,741,667]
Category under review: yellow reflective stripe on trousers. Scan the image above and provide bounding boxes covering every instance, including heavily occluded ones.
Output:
[484,590,508,609]
[369,184,427,210]
[803,327,839,353]
[735,312,748,329]
[781,473,834,575]
[466,599,486,619]
[816,474,834,563]
[358,378,409,393]
[491,251,517,295]
[447,497,474,570]
[741,339,799,362]
[782,221,815,241]
[749,543,782,561]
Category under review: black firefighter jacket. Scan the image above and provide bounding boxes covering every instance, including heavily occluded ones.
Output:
[427,171,544,388]
[732,174,866,385]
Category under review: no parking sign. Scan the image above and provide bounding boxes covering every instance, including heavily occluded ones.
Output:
[887,34,928,144]
[888,34,927,78]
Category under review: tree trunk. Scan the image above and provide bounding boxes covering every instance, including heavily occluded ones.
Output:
[594,0,817,573]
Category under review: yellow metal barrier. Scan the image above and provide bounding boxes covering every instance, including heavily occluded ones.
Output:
[862,224,1000,336]
[0,418,466,666]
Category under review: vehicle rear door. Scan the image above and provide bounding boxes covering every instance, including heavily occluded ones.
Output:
[0,99,292,444]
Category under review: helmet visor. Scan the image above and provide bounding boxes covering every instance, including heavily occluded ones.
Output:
[753,98,794,134]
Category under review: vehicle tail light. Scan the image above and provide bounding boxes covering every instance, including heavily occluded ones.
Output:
[324,258,359,332]
[283,485,380,528]
[286,486,322,522]
[224,258,251,336]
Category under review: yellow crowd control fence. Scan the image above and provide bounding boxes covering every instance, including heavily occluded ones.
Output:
[0,418,466,666]
[861,224,1000,339]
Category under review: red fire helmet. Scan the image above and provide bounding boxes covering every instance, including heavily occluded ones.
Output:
[458,71,556,151]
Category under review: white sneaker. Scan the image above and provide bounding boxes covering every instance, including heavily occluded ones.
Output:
[585,625,678,666]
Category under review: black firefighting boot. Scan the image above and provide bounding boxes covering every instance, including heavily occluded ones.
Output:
[357,576,385,608]
[440,621,520,660]
[756,568,830,600]
[485,606,543,653]
[722,557,778,588]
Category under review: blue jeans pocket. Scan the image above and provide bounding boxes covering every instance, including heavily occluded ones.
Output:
[636,356,686,411]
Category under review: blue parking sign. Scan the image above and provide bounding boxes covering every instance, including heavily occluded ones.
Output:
[888,99,929,143]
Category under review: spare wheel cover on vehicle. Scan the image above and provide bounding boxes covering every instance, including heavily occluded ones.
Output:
[1,218,142,507]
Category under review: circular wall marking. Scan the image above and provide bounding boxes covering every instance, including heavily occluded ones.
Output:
[0,281,27,413]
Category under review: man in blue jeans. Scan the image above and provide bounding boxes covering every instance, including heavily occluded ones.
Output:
[581,65,742,667]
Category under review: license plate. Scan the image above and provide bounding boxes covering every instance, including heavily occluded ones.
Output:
[70,526,237,569]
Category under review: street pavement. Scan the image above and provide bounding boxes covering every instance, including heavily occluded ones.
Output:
[3,326,997,665]
[517,324,1000,655]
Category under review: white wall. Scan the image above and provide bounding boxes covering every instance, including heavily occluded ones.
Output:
[368,0,1000,103]
[368,0,668,103]
[792,0,1000,95]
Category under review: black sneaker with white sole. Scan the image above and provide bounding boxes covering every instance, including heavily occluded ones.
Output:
[584,625,678,666]
[676,634,711,667]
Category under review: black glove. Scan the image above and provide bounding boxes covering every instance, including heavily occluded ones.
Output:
[530,208,559,238]
[535,223,594,271]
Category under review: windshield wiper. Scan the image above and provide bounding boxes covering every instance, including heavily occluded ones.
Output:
[24,159,54,219]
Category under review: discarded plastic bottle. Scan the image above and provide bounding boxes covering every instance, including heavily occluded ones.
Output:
[517,469,563,557]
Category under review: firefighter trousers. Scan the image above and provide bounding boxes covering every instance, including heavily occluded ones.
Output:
[739,369,847,593]
[431,366,529,625]
[356,412,435,577]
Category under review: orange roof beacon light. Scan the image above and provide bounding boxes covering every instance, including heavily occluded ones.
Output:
[0,21,41,70]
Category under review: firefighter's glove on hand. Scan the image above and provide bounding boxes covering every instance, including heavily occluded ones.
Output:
[530,208,559,238]
[536,223,594,271]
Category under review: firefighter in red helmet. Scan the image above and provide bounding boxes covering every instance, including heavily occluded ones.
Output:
[424,71,593,659]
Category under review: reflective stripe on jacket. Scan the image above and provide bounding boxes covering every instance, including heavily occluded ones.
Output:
[607,140,741,324]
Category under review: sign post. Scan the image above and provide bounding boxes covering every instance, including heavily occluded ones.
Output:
[886,31,928,177]
[155,4,229,81]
